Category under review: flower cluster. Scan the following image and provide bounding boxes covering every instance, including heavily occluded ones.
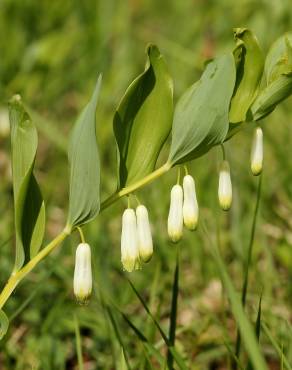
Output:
[73,128,264,301]
[121,204,153,272]
[168,175,199,243]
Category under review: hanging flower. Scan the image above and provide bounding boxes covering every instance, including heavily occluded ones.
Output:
[251,127,263,176]
[218,160,232,211]
[183,175,199,230]
[121,208,140,272]
[168,184,183,242]
[73,243,92,304]
[136,205,153,262]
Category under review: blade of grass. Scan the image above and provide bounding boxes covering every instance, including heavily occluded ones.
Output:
[141,345,156,370]
[105,305,131,369]
[9,270,53,322]
[105,296,165,368]
[234,175,262,368]
[118,347,128,370]
[139,261,161,369]
[255,294,262,340]
[9,289,38,322]
[168,347,188,370]
[262,322,292,370]
[167,251,179,369]
[246,294,262,370]
[74,314,84,370]
[224,340,245,370]
[281,343,284,370]
[127,278,169,344]
[127,278,188,370]
[201,221,268,370]
[116,306,165,367]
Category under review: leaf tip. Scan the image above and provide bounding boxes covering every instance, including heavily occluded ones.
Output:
[146,43,160,59]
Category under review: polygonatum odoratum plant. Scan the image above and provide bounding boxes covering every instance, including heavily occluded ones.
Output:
[0,30,292,352]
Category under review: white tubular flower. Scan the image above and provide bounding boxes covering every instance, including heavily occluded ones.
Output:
[251,127,263,176]
[183,175,199,230]
[218,160,232,211]
[136,205,153,263]
[73,243,92,304]
[121,208,140,272]
[168,184,183,243]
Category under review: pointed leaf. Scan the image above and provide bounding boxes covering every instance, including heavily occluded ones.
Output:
[67,76,102,227]
[168,53,236,165]
[229,28,264,124]
[113,45,173,188]
[251,73,292,120]
[251,34,292,121]
[9,95,45,270]
[265,33,292,84]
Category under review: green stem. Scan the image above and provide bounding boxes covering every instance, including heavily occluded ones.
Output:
[220,144,226,160]
[0,227,71,310]
[233,174,262,368]
[77,227,86,243]
[176,166,181,184]
[100,162,172,211]
[0,162,172,311]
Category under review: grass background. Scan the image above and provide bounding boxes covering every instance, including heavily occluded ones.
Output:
[0,0,291,368]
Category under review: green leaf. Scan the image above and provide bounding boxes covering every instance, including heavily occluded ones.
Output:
[251,74,292,121]
[113,44,173,188]
[0,310,9,340]
[251,34,292,121]
[67,75,102,227]
[168,53,236,165]
[9,95,45,270]
[265,33,292,84]
[229,28,264,124]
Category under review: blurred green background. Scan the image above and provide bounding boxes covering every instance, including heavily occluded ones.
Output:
[0,0,291,369]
